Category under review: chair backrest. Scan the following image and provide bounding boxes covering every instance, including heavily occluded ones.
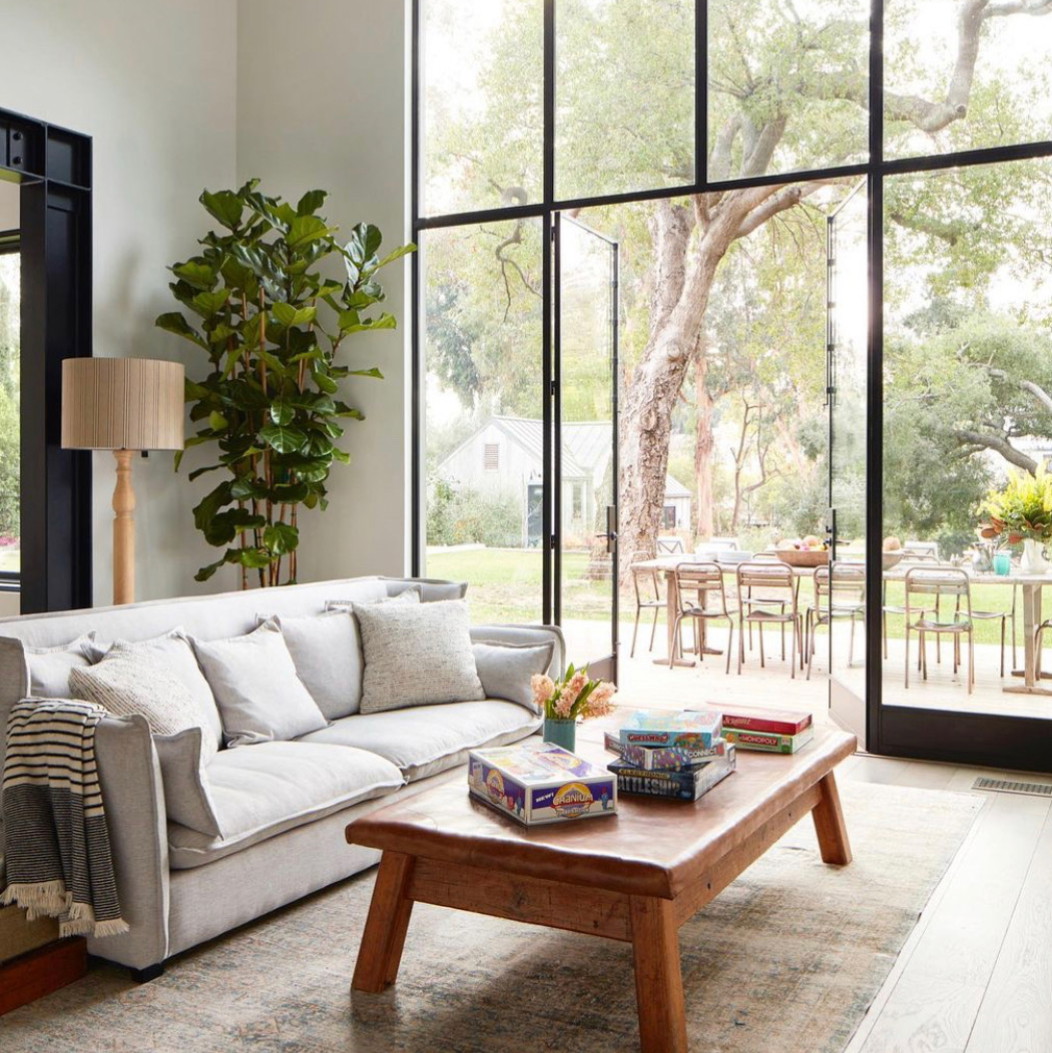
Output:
[630,557,662,602]
[737,560,795,595]
[903,540,940,561]
[673,561,728,610]
[814,561,866,611]
[904,566,971,619]
[657,537,685,554]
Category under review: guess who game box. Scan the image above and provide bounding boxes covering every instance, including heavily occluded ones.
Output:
[618,708,723,750]
[467,741,618,827]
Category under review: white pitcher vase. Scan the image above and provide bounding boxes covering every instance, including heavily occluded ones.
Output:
[1020,538,1050,574]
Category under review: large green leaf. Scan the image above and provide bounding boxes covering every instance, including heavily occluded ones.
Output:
[193,481,234,533]
[263,522,300,555]
[199,189,244,230]
[172,260,217,290]
[269,399,295,426]
[377,242,417,269]
[259,423,307,453]
[349,367,384,379]
[288,214,336,250]
[204,507,266,547]
[297,189,327,215]
[312,369,338,394]
[156,312,208,350]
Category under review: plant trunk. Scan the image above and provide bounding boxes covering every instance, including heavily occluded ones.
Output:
[693,349,715,539]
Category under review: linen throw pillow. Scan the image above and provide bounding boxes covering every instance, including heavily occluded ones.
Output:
[325,585,422,613]
[258,611,364,720]
[25,633,96,698]
[87,629,223,750]
[192,622,329,747]
[69,650,218,763]
[472,640,555,714]
[356,599,486,714]
[151,727,224,838]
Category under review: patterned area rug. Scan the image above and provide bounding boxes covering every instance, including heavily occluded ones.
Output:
[0,780,982,1053]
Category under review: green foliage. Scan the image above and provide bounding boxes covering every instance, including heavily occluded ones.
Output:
[981,466,1052,542]
[157,180,414,586]
[0,386,18,538]
[426,481,521,548]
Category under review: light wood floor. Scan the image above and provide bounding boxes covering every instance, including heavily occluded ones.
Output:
[607,640,1052,1052]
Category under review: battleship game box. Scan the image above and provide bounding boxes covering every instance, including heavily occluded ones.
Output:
[467,741,618,826]
[608,747,737,801]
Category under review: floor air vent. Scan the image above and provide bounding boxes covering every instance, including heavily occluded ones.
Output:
[973,777,1052,797]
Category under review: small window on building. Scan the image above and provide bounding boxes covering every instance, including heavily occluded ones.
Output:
[662,505,676,530]
[483,442,499,471]
[572,483,584,520]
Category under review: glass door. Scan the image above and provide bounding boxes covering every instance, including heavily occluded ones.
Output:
[827,182,869,741]
[554,215,619,682]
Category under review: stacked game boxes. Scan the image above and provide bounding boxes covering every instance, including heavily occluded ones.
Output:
[604,709,736,801]
[701,705,814,754]
[468,741,617,826]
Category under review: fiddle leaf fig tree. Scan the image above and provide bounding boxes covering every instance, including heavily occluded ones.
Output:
[156,180,413,587]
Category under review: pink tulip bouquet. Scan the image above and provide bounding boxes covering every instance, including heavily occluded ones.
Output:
[530,663,617,722]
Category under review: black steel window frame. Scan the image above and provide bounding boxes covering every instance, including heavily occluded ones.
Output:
[410,0,1052,769]
[0,231,18,586]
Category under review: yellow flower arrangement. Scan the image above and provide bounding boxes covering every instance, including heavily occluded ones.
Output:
[980,466,1052,543]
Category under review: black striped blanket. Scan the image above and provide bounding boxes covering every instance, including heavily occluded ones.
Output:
[1,698,127,937]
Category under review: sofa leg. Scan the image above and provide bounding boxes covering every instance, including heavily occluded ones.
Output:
[130,962,165,983]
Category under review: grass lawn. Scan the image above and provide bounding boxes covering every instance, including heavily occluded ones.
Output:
[427,547,1044,648]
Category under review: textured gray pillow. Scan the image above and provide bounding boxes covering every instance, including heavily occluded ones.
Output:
[88,629,223,750]
[152,727,223,837]
[192,622,329,748]
[69,651,217,762]
[26,633,96,697]
[326,585,422,613]
[258,611,363,720]
[472,641,555,714]
[357,600,486,714]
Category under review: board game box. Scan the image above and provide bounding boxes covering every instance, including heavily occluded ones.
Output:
[467,741,617,826]
[707,705,812,736]
[618,708,723,749]
[608,747,737,801]
[721,726,815,754]
[603,730,729,771]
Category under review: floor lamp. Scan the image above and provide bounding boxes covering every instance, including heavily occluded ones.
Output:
[61,358,185,605]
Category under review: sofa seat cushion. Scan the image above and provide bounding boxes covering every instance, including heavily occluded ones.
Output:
[167,742,404,869]
[297,700,540,782]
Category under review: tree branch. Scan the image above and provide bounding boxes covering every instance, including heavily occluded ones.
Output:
[954,428,1038,472]
[1020,378,1052,415]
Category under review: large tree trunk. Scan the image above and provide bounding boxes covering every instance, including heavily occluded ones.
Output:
[694,349,715,539]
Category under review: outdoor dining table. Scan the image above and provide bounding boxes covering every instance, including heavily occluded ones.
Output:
[636,556,1052,694]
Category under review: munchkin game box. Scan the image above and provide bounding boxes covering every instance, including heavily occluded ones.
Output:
[467,741,618,827]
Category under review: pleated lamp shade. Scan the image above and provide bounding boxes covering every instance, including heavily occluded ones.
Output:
[61,358,185,451]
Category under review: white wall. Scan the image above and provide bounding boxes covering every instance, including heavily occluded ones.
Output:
[0,0,239,605]
[236,0,411,581]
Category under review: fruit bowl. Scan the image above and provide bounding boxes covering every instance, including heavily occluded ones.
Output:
[776,549,829,567]
[882,551,905,570]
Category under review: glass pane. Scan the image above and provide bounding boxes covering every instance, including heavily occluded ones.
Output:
[883,157,1052,717]
[556,0,695,200]
[558,218,616,669]
[0,246,19,579]
[828,183,868,710]
[885,0,1052,159]
[420,0,544,217]
[707,0,868,181]
[421,220,544,623]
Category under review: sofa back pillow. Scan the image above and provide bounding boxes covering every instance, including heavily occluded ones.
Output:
[69,650,218,763]
[472,640,555,714]
[192,622,329,747]
[87,629,223,751]
[25,633,96,697]
[356,600,485,714]
[259,611,363,721]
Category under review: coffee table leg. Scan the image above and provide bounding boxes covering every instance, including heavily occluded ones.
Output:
[629,895,688,1053]
[352,851,416,993]
[811,772,853,866]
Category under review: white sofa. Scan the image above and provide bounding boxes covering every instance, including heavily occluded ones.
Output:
[0,577,561,979]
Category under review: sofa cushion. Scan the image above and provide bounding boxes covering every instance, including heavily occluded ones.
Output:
[325,585,422,613]
[260,610,363,721]
[87,629,223,750]
[297,700,540,781]
[472,641,555,714]
[167,742,404,869]
[356,600,485,714]
[69,651,218,762]
[192,622,329,747]
[25,633,95,697]
[153,728,223,837]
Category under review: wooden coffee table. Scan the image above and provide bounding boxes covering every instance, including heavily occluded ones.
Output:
[346,723,856,1052]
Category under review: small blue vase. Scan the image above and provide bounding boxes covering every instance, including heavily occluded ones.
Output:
[543,717,576,752]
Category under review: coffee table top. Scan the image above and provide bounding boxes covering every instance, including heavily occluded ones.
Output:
[347,723,856,900]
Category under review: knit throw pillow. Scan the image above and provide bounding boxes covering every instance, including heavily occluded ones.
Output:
[356,600,485,714]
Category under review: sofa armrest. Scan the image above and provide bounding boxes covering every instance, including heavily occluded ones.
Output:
[470,624,565,678]
[86,713,171,970]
